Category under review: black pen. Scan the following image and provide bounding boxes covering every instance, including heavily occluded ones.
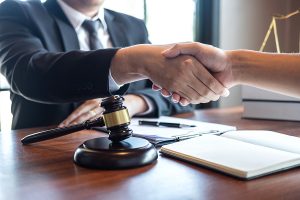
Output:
[138,120,196,128]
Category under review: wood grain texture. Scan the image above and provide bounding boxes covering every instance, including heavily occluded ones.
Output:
[1,107,300,200]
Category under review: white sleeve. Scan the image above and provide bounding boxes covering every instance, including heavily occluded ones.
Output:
[108,69,123,92]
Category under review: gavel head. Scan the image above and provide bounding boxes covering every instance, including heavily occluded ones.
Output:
[101,95,133,142]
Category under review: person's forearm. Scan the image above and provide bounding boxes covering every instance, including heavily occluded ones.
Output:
[110,46,148,85]
[110,44,169,85]
[228,50,300,98]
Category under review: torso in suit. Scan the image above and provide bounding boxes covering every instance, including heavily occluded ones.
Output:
[0,0,193,129]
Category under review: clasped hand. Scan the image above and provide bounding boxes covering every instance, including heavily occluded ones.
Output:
[152,42,233,105]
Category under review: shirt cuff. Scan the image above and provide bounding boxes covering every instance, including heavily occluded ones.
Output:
[108,69,123,92]
[135,95,155,116]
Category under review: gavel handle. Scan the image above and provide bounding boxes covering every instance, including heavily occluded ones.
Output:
[21,117,105,145]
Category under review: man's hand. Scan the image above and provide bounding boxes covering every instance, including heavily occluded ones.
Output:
[163,42,234,88]
[161,42,300,99]
[58,98,103,127]
[157,42,233,104]
[58,95,148,127]
[111,44,228,104]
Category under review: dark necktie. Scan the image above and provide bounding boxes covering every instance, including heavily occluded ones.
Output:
[82,19,103,50]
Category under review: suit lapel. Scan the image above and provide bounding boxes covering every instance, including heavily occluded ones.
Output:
[105,10,129,47]
[44,0,80,51]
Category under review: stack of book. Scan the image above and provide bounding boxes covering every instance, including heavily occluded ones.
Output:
[242,86,300,121]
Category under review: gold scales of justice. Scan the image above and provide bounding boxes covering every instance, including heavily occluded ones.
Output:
[259,8,300,53]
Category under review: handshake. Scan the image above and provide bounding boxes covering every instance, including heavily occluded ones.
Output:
[111,42,234,106]
[61,42,300,126]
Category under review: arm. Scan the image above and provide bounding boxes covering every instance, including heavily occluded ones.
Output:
[228,50,300,97]
[163,42,300,98]
[0,1,124,103]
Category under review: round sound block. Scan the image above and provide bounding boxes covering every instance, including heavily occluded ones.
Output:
[74,137,158,169]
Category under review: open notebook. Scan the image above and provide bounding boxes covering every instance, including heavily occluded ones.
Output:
[160,130,300,180]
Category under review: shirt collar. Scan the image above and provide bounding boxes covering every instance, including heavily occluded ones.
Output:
[57,0,107,31]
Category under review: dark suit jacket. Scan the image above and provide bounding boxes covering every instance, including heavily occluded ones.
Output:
[0,0,193,129]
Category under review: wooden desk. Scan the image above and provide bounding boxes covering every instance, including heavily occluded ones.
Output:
[1,107,300,199]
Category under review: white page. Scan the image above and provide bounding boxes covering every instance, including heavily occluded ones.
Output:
[222,130,300,155]
[161,135,300,178]
[130,116,236,139]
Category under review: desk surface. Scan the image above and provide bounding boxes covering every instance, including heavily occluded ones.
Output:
[1,107,300,200]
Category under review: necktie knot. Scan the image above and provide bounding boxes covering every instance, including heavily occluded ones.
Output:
[82,20,101,34]
[82,19,103,50]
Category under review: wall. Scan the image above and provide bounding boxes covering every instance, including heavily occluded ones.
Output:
[218,0,300,108]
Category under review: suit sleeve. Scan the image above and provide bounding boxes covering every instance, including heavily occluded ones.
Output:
[0,1,128,104]
[126,20,194,117]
